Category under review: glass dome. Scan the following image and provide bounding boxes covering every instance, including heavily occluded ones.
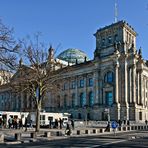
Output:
[57,48,89,64]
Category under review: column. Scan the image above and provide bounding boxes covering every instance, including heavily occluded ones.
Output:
[132,65,136,103]
[129,68,132,103]
[84,76,87,105]
[115,63,119,103]
[75,76,78,106]
[139,72,143,104]
[124,60,128,104]
[137,72,140,104]
[94,71,98,104]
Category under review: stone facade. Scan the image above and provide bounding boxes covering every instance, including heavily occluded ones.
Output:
[0,20,148,122]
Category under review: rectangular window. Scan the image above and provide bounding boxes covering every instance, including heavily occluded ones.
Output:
[40,115,45,120]
[80,79,84,88]
[88,78,93,87]
[71,81,76,89]
[106,92,113,106]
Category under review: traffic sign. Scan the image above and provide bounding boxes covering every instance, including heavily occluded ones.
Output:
[111,121,118,129]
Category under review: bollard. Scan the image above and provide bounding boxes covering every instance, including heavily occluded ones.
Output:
[134,126,137,130]
[77,130,80,135]
[85,130,90,134]
[118,127,121,131]
[56,131,62,136]
[0,134,4,143]
[44,131,51,137]
[92,129,97,134]
[123,126,126,131]
[30,132,36,138]
[127,126,131,131]
[15,133,21,141]
[99,128,104,133]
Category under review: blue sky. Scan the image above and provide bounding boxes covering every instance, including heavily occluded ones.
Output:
[0,0,148,60]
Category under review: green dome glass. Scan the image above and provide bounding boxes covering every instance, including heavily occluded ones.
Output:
[57,48,89,64]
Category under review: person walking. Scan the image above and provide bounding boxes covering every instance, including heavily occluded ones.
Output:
[59,118,63,129]
[24,117,28,131]
[65,123,71,136]
[71,119,74,130]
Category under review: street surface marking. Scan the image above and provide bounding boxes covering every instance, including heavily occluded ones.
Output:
[89,139,127,148]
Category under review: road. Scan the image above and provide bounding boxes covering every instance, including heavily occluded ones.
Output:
[1,131,148,148]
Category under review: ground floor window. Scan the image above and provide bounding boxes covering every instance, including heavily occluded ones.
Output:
[105,92,113,106]
[89,91,94,107]
[80,92,86,107]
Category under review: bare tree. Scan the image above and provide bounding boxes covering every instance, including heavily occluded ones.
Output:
[11,34,63,132]
[0,20,19,71]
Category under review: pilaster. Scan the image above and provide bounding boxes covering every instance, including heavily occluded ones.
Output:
[115,62,119,103]
[132,64,136,103]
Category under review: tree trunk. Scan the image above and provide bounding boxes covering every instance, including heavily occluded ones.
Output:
[35,106,40,132]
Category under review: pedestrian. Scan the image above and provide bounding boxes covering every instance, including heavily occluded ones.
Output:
[59,118,63,129]
[65,123,71,136]
[71,119,74,130]
[118,119,122,127]
[19,118,23,129]
[105,121,110,132]
[145,120,148,125]
[8,117,12,128]
[55,119,58,128]
[0,118,3,128]
[24,117,28,131]
[49,119,52,129]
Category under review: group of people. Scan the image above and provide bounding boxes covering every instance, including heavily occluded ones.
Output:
[0,117,23,129]
[0,116,33,130]
[48,118,75,136]
[8,117,23,129]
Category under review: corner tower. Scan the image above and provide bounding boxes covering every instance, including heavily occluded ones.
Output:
[94,21,137,59]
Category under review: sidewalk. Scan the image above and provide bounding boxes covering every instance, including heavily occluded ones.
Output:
[0,125,148,145]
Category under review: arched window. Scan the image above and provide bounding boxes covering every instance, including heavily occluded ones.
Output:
[80,92,86,107]
[72,93,75,108]
[89,91,94,107]
[104,71,114,83]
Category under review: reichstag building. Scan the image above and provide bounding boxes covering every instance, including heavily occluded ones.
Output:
[0,20,148,122]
